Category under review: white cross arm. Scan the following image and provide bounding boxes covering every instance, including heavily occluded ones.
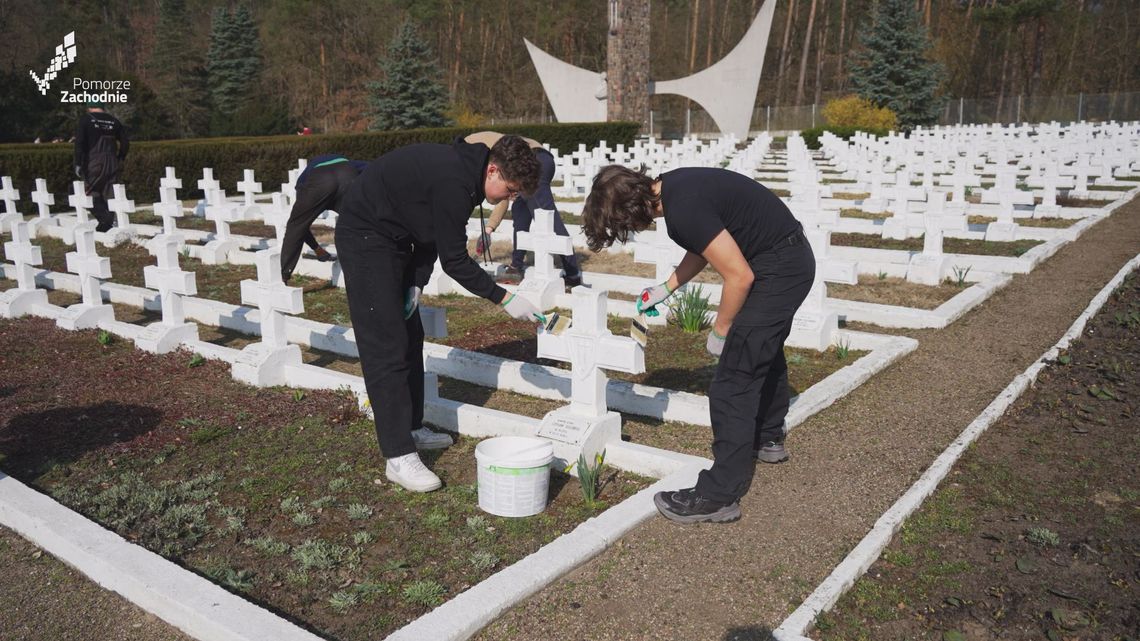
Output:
[537,332,645,375]
[240,281,304,315]
[145,266,197,296]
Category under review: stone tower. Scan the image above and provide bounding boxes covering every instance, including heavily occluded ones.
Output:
[606,0,650,129]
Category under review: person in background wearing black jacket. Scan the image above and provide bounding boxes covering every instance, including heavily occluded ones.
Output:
[74,100,129,232]
[334,135,543,492]
[582,165,815,524]
[279,154,367,283]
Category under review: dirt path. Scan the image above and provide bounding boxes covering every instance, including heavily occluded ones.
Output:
[0,525,194,641]
[477,196,1140,641]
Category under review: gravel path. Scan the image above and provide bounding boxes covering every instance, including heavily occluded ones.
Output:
[477,195,1140,641]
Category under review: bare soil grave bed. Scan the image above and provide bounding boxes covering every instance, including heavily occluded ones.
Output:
[831,232,1043,257]
[813,269,1140,641]
[0,316,650,641]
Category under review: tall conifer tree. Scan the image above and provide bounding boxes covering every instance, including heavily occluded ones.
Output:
[149,0,209,137]
[849,0,945,130]
[367,21,449,131]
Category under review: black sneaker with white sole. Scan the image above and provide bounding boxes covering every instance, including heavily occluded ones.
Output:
[754,440,789,464]
[653,487,741,524]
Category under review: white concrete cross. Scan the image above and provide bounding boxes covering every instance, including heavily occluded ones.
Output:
[204,188,246,242]
[1035,181,1060,217]
[197,168,221,194]
[4,220,43,291]
[68,180,94,226]
[789,229,855,351]
[65,221,112,307]
[633,218,687,282]
[240,249,303,348]
[515,208,573,308]
[152,187,186,239]
[262,193,292,245]
[160,166,182,192]
[536,287,645,418]
[236,168,262,213]
[1,176,20,217]
[144,236,197,326]
[31,178,54,220]
[107,183,136,230]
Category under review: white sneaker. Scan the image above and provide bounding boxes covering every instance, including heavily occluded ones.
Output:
[385,452,442,492]
[412,427,454,450]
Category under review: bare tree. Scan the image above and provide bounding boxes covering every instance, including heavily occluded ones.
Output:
[796,0,820,105]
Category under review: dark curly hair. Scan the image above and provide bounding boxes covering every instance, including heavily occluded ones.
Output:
[488,135,541,196]
[582,165,659,253]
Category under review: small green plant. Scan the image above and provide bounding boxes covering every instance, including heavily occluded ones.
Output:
[402,580,446,607]
[309,495,336,509]
[335,462,353,474]
[424,509,450,528]
[189,424,232,446]
[216,506,245,534]
[97,329,113,346]
[877,270,888,281]
[328,590,359,612]
[787,353,805,366]
[1026,527,1061,547]
[567,450,607,508]
[352,531,375,545]
[279,496,303,513]
[328,477,350,492]
[346,503,373,520]
[835,339,851,361]
[292,389,305,402]
[667,284,712,333]
[245,536,290,556]
[332,312,349,325]
[292,511,316,527]
[465,515,488,531]
[469,550,499,572]
[188,353,205,368]
[291,539,349,571]
[948,265,972,288]
[152,443,177,465]
[201,557,255,592]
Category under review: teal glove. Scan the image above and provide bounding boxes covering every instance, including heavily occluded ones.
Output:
[637,281,674,317]
[501,293,543,322]
[403,286,421,320]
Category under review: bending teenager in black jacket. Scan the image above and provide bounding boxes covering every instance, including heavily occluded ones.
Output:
[334,135,543,492]
[74,101,129,232]
[280,154,368,283]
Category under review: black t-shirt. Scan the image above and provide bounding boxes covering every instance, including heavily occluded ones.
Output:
[659,167,800,261]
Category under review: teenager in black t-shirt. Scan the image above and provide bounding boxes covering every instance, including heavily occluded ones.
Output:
[583,165,816,524]
[334,135,543,493]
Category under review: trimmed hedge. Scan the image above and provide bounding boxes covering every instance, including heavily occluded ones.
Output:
[0,122,640,204]
[801,125,892,150]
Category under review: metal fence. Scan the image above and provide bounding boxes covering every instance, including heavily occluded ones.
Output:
[644,91,1140,137]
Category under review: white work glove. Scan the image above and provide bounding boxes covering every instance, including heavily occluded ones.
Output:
[501,293,542,322]
[403,286,421,320]
[636,281,674,317]
[706,328,726,357]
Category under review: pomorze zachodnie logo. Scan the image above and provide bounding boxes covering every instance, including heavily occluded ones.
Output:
[29,31,131,103]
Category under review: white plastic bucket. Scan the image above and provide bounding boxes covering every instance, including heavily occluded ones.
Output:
[475,436,554,518]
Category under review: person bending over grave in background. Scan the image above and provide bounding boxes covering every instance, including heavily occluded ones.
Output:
[335,135,543,492]
[74,100,129,233]
[279,154,368,283]
[582,165,815,524]
[466,131,583,287]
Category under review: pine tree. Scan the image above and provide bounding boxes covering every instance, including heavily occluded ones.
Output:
[848,0,945,131]
[207,4,262,118]
[148,0,209,137]
[367,21,449,131]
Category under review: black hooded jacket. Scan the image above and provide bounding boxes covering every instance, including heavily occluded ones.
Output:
[335,139,507,303]
[74,110,129,189]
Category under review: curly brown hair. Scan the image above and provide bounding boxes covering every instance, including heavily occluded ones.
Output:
[488,135,541,196]
[582,165,659,252]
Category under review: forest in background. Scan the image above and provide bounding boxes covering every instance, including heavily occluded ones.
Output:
[1,0,1137,141]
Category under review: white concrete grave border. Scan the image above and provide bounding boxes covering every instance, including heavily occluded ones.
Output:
[770,254,1140,641]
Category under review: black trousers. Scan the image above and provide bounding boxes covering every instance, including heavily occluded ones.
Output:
[510,149,581,278]
[85,153,119,232]
[281,162,358,282]
[333,226,425,459]
[695,233,816,503]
